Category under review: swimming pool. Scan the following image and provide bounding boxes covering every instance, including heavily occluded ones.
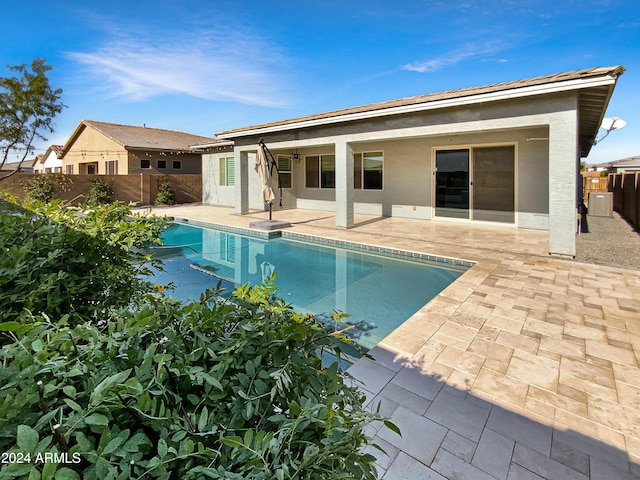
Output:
[151,222,468,352]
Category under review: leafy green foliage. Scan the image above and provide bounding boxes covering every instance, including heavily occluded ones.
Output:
[0,199,166,325]
[0,198,394,478]
[1,58,65,176]
[86,178,114,205]
[21,173,71,203]
[154,179,176,205]
[0,283,388,479]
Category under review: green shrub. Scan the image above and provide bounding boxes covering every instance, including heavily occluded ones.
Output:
[22,174,56,203]
[86,178,114,205]
[0,283,391,479]
[154,179,176,205]
[0,199,167,325]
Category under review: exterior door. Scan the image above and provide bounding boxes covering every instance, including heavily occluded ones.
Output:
[435,150,470,219]
[435,146,515,223]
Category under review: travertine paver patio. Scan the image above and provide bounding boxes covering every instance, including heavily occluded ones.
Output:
[148,204,640,480]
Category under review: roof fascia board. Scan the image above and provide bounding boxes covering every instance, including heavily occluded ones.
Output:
[189,141,234,149]
[217,76,617,139]
[60,121,89,157]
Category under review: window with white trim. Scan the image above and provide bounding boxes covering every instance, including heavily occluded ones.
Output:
[354,151,383,189]
[277,155,292,188]
[219,156,235,186]
[305,154,335,188]
[65,165,74,174]
[105,160,118,175]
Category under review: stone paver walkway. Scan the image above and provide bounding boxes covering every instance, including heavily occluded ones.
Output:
[147,205,640,479]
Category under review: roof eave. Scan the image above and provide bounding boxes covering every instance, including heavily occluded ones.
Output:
[217,74,621,140]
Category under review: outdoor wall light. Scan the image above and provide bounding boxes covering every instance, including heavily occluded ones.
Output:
[291,149,301,161]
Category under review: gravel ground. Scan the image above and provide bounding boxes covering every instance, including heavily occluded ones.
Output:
[575,211,640,270]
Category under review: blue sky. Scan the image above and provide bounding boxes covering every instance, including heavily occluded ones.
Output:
[1,0,639,164]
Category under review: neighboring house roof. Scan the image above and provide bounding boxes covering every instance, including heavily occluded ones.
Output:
[1,158,38,171]
[50,145,64,157]
[216,66,624,157]
[594,156,640,169]
[60,120,223,156]
[37,145,64,166]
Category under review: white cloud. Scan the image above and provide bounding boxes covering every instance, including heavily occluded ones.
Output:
[66,29,291,107]
[402,40,509,73]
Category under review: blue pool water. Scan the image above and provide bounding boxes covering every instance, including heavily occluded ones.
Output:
[151,223,467,352]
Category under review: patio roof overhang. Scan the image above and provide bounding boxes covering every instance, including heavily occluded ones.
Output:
[215,66,624,158]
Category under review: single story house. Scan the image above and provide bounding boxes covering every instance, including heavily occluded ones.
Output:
[204,66,624,257]
[59,120,225,175]
[33,145,63,173]
[0,157,38,174]
[591,156,640,174]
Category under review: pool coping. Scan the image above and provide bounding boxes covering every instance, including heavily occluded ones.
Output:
[169,216,475,270]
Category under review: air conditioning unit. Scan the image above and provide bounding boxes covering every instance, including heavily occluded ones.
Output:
[588,192,613,217]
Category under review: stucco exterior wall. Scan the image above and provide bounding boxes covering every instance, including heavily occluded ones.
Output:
[62,127,127,174]
[203,152,235,206]
[127,150,202,175]
[267,127,549,228]
[224,92,581,255]
[61,126,203,175]
[35,150,63,173]
[202,151,269,210]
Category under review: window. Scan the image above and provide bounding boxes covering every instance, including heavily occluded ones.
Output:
[65,165,74,174]
[354,151,383,190]
[157,160,167,169]
[305,154,335,188]
[277,155,292,188]
[220,233,236,263]
[87,164,96,175]
[172,160,182,170]
[219,156,235,186]
[141,159,151,169]
[105,160,118,175]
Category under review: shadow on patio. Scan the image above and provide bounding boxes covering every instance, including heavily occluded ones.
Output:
[348,344,640,480]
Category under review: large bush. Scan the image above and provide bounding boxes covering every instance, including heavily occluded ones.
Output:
[0,199,394,479]
[21,174,72,204]
[0,199,166,324]
[0,284,390,479]
[86,178,114,205]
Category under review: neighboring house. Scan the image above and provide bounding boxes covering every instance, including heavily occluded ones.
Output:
[34,145,63,173]
[209,66,624,258]
[59,120,223,175]
[0,157,38,173]
[591,156,640,173]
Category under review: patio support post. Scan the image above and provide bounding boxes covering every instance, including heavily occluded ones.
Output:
[235,149,249,215]
[548,108,579,257]
[335,140,355,228]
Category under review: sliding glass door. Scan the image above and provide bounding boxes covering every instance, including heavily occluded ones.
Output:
[435,150,470,219]
[435,146,515,223]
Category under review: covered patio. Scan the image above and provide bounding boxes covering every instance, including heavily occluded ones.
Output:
[208,66,624,259]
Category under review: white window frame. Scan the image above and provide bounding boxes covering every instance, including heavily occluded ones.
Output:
[305,154,335,189]
[219,156,234,186]
[277,155,292,188]
[354,150,384,190]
